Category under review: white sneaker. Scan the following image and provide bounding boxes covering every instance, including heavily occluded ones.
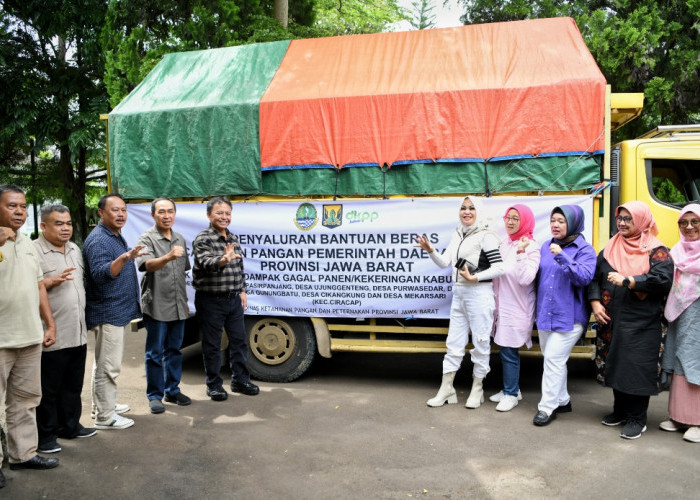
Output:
[115,403,130,414]
[659,419,685,432]
[683,427,700,443]
[495,395,519,412]
[489,390,523,403]
[95,413,134,430]
[91,403,131,419]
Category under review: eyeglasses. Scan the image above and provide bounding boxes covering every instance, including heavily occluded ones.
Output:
[503,216,520,223]
[678,218,700,228]
[615,215,633,224]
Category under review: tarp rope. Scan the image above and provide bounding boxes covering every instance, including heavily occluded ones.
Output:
[538,128,605,192]
[490,128,605,193]
[381,163,389,200]
[333,165,340,201]
[484,161,491,197]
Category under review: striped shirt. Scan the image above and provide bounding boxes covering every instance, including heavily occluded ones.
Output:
[192,226,246,294]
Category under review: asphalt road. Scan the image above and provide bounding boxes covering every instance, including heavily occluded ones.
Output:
[3,328,700,499]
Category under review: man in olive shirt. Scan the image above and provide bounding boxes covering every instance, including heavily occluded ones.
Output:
[136,198,192,414]
[34,205,96,455]
[0,184,58,488]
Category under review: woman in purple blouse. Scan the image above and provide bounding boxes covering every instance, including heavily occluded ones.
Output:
[532,205,596,426]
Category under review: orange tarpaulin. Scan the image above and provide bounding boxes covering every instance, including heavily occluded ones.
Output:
[259,17,606,170]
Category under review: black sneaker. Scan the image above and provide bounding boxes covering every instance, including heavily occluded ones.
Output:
[76,427,97,438]
[601,412,625,427]
[206,386,228,401]
[165,392,192,406]
[37,440,61,454]
[620,421,647,439]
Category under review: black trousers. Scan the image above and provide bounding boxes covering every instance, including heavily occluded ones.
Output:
[37,344,87,444]
[613,389,650,426]
[195,292,250,389]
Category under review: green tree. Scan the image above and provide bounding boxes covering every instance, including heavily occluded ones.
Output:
[653,176,686,205]
[409,0,437,30]
[456,0,700,140]
[0,0,109,243]
[313,0,405,35]
[102,0,320,107]
[102,0,404,107]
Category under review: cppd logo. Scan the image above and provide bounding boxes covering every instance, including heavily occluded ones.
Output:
[294,203,318,231]
[346,210,379,224]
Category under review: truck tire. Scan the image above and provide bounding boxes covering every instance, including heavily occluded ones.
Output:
[245,317,316,382]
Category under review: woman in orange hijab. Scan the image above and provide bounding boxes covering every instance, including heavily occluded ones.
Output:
[588,201,673,440]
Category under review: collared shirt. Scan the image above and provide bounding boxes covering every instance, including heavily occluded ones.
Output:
[136,225,191,322]
[0,233,43,348]
[83,221,141,330]
[34,235,87,351]
[493,238,540,349]
[536,235,597,332]
[192,226,246,293]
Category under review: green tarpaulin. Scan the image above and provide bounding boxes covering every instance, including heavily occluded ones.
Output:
[109,41,290,198]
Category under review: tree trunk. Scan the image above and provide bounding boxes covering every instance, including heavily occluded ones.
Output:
[75,147,88,245]
[274,0,288,27]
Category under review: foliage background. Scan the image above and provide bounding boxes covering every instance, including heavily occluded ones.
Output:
[456,0,700,141]
[1,0,698,242]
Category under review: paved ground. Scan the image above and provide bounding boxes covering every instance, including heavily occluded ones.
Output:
[3,328,700,499]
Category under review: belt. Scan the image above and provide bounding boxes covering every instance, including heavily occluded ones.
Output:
[199,290,240,299]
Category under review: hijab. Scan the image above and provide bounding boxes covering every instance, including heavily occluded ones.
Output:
[459,196,490,238]
[665,204,700,322]
[551,205,584,246]
[505,204,535,241]
[603,201,664,276]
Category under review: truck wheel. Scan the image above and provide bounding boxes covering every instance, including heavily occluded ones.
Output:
[246,317,316,382]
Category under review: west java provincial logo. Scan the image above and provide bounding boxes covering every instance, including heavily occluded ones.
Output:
[294,203,318,231]
[322,204,342,229]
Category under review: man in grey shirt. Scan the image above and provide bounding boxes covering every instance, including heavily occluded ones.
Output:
[136,198,192,414]
[35,205,96,454]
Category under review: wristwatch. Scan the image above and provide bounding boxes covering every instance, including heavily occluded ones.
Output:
[622,277,630,288]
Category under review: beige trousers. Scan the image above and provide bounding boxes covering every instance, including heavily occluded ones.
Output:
[91,323,126,422]
[0,343,42,464]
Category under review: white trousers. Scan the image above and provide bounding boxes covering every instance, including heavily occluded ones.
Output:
[442,283,495,378]
[91,323,126,422]
[537,324,584,414]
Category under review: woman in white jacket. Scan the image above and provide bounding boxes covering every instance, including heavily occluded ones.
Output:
[415,196,506,408]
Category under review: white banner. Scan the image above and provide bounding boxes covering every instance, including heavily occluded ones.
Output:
[121,195,593,319]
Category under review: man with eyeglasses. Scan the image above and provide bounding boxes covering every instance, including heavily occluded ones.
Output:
[192,197,259,401]
[34,205,96,455]
[135,198,192,414]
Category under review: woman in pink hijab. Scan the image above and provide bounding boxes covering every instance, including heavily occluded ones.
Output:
[489,205,539,412]
[660,204,700,443]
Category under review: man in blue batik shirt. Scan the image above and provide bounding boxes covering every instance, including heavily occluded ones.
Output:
[84,194,145,430]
